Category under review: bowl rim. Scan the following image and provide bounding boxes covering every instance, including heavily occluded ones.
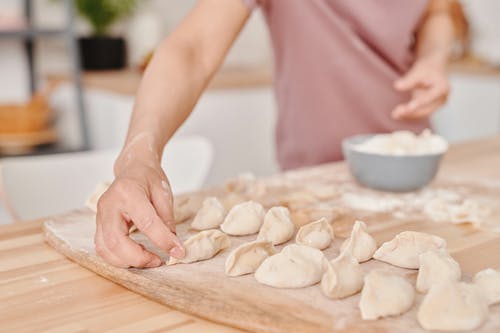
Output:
[342,133,448,158]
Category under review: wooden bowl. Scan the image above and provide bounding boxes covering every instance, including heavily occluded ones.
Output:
[0,93,52,134]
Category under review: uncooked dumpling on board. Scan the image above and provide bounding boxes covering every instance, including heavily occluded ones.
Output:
[220,201,265,236]
[473,268,500,305]
[321,250,364,299]
[373,231,446,269]
[190,197,225,231]
[167,229,230,265]
[417,281,489,331]
[340,220,377,263]
[359,270,415,320]
[254,244,328,288]
[225,240,276,277]
[416,250,461,293]
[257,206,295,245]
[85,182,110,212]
[174,195,202,223]
[295,217,334,250]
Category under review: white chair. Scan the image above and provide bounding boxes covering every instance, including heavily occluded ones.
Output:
[0,135,213,222]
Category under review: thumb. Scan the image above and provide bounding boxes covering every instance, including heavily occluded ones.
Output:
[394,68,421,91]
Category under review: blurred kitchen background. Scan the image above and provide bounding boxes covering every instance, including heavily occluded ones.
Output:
[0,0,499,223]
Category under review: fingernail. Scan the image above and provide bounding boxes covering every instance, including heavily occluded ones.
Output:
[170,246,185,259]
[146,257,162,268]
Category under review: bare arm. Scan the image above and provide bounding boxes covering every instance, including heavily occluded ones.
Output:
[95,0,251,268]
[392,0,454,120]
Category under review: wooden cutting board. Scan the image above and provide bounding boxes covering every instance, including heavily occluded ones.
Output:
[44,164,500,333]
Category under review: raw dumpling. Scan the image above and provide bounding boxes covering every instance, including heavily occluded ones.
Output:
[418,282,489,331]
[255,244,328,288]
[225,240,276,277]
[340,220,377,263]
[220,201,265,236]
[416,250,461,293]
[167,229,230,265]
[85,182,110,212]
[373,231,446,269]
[321,250,364,299]
[295,218,335,250]
[359,270,415,320]
[174,195,203,223]
[473,268,500,305]
[257,206,295,245]
[190,197,225,230]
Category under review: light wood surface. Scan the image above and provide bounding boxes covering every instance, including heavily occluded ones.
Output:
[2,137,500,333]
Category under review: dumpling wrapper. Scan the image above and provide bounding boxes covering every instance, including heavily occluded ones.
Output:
[418,282,489,331]
[225,240,276,277]
[295,217,334,250]
[359,270,415,320]
[373,231,446,269]
[340,220,377,263]
[473,268,500,305]
[257,206,295,245]
[167,229,230,265]
[220,201,265,236]
[321,249,364,299]
[255,244,328,288]
[174,195,203,224]
[190,197,225,230]
[85,182,110,212]
[416,250,461,293]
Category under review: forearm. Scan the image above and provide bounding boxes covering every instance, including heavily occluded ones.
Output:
[414,0,454,68]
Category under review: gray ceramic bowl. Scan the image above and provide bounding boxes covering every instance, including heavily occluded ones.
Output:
[342,134,447,192]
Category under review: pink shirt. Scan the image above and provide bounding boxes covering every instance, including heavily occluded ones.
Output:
[246,0,430,170]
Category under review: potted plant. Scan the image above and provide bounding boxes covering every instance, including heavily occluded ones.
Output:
[75,0,137,70]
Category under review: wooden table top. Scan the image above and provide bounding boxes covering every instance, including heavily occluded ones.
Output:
[1,136,500,333]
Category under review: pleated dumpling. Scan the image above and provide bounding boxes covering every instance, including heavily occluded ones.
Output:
[321,250,364,299]
[167,229,230,265]
[416,250,461,293]
[340,220,377,263]
[473,268,500,305]
[359,270,415,320]
[418,282,489,331]
[257,206,295,245]
[295,217,334,250]
[85,182,110,212]
[373,231,446,269]
[174,195,203,223]
[220,201,265,236]
[255,244,328,288]
[225,240,276,277]
[190,197,226,230]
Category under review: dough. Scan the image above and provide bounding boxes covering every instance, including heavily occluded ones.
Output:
[85,182,110,212]
[359,270,415,320]
[354,129,448,155]
[225,172,267,197]
[321,250,364,299]
[174,195,202,223]
[416,250,461,293]
[373,231,446,269]
[220,201,265,236]
[340,220,377,263]
[473,268,500,305]
[225,240,276,277]
[190,197,225,231]
[257,206,295,245]
[418,282,489,331]
[167,229,230,265]
[295,217,335,250]
[254,244,328,288]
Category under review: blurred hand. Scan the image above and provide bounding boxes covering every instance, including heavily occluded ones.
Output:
[94,160,184,268]
[392,59,449,120]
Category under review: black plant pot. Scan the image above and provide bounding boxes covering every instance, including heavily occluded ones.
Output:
[78,36,126,70]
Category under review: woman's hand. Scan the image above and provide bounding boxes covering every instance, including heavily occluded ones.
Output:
[391,59,450,120]
[94,158,185,268]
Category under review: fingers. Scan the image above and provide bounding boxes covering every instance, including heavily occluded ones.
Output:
[125,192,185,259]
[151,180,176,233]
[392,97,443,120]
[392,81,448,120]
[394,68,423,91]
[95,200,162,268]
